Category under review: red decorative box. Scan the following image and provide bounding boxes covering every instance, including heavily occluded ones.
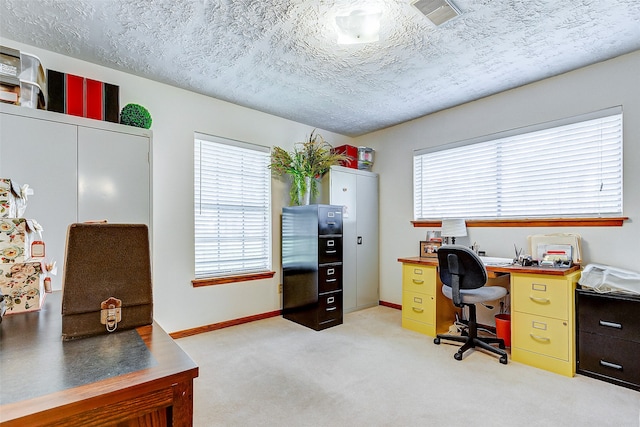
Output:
[333,145,358,169]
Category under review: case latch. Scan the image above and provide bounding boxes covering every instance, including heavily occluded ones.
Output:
[100,297,122,333]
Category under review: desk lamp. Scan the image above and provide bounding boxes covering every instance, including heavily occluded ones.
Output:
[441,218,467,244]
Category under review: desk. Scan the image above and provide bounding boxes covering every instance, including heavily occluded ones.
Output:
[398,257,581,376]
[0,292,199,426]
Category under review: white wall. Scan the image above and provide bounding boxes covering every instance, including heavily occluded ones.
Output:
[1,38,354,333]
[354,50,640,306]
[5,37,638,330]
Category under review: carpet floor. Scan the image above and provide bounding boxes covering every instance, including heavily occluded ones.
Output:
[177,305,640,427]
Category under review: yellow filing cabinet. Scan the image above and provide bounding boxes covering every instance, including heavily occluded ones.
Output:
[401,263,459,337]
[511,271,581,377]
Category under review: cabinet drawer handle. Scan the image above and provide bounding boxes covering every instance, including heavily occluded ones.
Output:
[599,320,622,329]
[600,360,623,370]
[529,334,550,342]
[325,250,337,254]
[529,296,550,304]
[326,307,337,311]
[326,278,337,283]
[412,307,424,313]
[327,221,336,225]
[412,279,424,284]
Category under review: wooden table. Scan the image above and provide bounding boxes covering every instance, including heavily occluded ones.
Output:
[0,292,199,426]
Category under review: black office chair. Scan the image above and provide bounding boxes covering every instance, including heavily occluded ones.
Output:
[433,245,508,364]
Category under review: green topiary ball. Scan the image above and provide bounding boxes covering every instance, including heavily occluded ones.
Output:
[120,103,152,129]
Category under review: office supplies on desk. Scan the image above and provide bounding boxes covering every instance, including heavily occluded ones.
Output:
[528,233,582,265]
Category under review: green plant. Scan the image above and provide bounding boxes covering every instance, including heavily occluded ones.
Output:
[269,130,348,206]
[120,103,152,129]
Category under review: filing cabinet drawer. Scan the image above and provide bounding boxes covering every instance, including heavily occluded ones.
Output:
[402,264,436,295]
[512,312,570,361]
[402,291,435,325]
[318,263,342,294]
[318,205,342,235]
[578,331,640,389]
[577,291,640,341]
[318,237,342,264]
[318,291,343,324]
[512,274,570,320]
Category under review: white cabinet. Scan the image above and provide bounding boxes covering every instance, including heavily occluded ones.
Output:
[321,165,379,312]
[0,104,151,291]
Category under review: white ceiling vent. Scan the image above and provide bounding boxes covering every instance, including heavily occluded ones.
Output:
[411,0,461,26]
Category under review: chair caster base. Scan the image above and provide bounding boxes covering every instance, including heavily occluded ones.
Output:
[434,337,441,345]
[500,355,508,365]
[454,352,463,361]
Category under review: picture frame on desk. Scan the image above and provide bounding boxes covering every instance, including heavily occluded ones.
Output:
[420,241,441,258]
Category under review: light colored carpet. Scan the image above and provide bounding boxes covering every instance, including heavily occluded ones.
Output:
[177,306,640,427]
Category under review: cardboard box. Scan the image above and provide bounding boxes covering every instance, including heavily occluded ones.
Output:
[0,218,39,263]
[333,145,358,169]
[0,261,45,314]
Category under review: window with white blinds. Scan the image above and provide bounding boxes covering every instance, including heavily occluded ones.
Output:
[414,107,623,220]
[194,133,271,278]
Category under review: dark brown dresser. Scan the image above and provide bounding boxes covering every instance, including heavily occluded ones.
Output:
[282,204,343,331]
[576,288,640,391]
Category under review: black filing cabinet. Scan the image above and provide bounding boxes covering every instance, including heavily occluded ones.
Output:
[282,204,343,331]
[576,289,640,391]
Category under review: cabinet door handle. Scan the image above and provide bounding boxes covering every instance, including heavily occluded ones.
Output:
[599,320,622,329]
[412,307,424,313]
[412,279,424,284]
[600,360,623,370]
[529,334,550,342]
[529,296,550,304]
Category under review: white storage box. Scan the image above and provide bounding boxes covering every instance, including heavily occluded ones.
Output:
[20,79,45,109]
[579,264,640,296]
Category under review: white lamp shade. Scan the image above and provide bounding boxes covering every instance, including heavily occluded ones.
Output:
[441,218,467,238]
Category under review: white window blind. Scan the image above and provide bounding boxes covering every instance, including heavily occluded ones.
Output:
[194,133,271,278]
[414,107,623,220]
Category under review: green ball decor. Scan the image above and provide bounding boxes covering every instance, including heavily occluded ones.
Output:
[120,103,152,129]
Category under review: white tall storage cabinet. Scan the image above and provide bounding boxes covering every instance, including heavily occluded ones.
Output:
[0,104,151,291]
[321,165,379,312]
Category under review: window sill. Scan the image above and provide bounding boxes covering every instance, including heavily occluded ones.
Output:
[412,217,628,228]
[192,271,275,287]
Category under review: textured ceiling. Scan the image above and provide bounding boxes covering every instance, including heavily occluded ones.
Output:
[1,0,640,136]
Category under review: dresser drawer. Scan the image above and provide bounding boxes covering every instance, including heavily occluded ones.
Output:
[318,237,342,264]
[578,331,640,388]
[318,263,342,294]
[512,312,570,361]
[402,291,435,325]
[577,291,640,342]
[512,274,570,319]
[318,291,342,324]
[402,264,435,295]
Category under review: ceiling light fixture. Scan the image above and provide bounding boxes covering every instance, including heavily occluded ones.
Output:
[412,0,461,26]
[334,8,382,45]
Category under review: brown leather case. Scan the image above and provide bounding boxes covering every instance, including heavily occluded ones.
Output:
[61,223,153,341]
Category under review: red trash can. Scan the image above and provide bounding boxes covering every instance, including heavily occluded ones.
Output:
[495,313,511,347]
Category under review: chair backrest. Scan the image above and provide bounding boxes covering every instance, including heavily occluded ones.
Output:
[437,245,487,306]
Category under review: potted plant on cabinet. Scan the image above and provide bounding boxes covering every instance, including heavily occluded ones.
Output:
[269,130,348,206]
